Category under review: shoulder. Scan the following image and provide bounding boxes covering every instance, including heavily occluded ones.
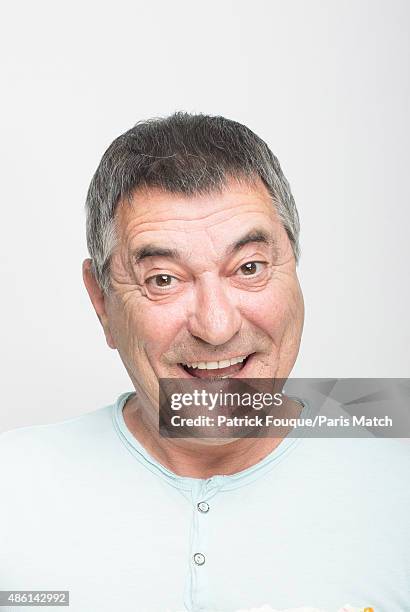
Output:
[297,435,410,473]
[305,435,410,467]
[0,398,120,487]
[0,401,114,446]
[294,396,410,483]
[294,436,410,510]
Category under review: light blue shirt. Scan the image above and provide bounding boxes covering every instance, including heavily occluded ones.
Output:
[0,391,409,611]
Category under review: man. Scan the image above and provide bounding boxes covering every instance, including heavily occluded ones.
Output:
[0,113,409,612]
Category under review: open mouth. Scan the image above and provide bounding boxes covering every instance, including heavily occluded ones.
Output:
[177,354,254,380]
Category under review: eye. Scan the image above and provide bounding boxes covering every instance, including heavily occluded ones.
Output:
[146,274,178,290]
[237,261,266,276]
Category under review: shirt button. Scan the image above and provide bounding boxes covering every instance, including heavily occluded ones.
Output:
[193,552,206,566]
[197,501,210,513]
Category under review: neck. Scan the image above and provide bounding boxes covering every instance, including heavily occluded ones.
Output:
[122,394,303,479]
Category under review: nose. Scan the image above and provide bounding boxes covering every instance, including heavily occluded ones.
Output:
[187,275,242,346]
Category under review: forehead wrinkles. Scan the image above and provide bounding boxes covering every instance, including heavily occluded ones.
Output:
[115,177,276,231]
[128,215,276,271]
[120,199,273,235]
[114,184,280,271]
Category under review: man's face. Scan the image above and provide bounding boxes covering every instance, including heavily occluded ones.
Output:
[84,176,304,409]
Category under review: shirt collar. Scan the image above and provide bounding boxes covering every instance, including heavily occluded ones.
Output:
[112,390,311,493]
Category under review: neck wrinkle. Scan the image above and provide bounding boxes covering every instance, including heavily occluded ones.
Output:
[123,393,302,479]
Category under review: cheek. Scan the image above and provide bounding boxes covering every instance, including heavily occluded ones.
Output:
[238,282,302,339]
[128,301,187,358]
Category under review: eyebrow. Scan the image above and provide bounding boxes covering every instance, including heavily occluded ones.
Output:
[132,228,273,263]
[133,245,181,263]
[227,229,272,254]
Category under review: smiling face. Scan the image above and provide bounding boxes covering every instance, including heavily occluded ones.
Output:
[83,176,304,414]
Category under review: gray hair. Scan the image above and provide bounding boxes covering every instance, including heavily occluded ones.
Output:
[85,112,300,294]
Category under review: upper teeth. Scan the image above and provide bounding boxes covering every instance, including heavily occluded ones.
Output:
[181,355,248,370]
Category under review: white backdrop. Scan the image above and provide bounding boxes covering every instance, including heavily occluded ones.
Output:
[1,0,409,432]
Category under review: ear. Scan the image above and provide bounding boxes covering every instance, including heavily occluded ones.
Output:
[82,259,117,349]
